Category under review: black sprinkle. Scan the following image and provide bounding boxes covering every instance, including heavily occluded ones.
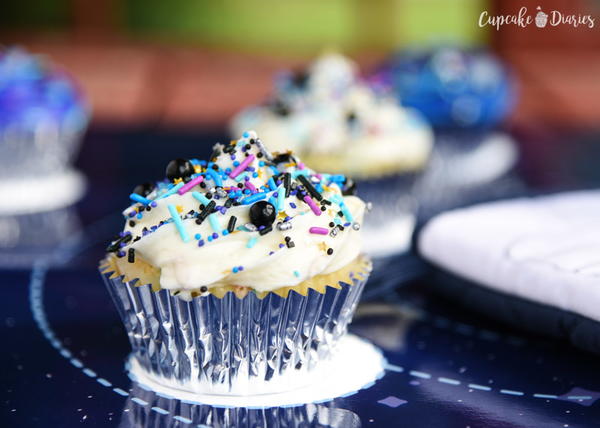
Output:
[338,211,344,217]
[329,222,335,228]
[321,199,332,206]
[320,206,326,211]
[257,152,263,158]
[200,286,208,293]
[284,236,291,242]
[128,220,136,227]
[146,206,152,212]
[200,182,207,189]
[283,173,291,197]
[338,225,345,231]
[259,225,272,236]
[286,240,295,248]
[106,234,132,252]
[224,198,234,208]
[227,216,237,233]
[297,175,323,201]
[197,201,216,223]
[128,248,136,263]
[327,248,334,255]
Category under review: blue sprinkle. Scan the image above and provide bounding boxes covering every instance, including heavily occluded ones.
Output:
[243,131,249,138]
[208,236,213,242]
[222,230,229,236]
[247,237,258,248]
[136,213,143,220]
[130,193,152,205]
[294,270,300,277]
[194,233,201,240]
[233,161,240,167]
[241,192,267,205]
[168,204,190,243]
[232,266,239,273]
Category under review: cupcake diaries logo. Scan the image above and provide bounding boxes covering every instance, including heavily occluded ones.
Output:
[479,6,595,30]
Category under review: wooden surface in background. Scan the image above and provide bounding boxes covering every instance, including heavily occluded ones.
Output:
[2,36,599,130]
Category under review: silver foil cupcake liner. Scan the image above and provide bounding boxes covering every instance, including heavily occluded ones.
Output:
[0,120,87,179]
[118,382,361,428]
[101,262,370,395]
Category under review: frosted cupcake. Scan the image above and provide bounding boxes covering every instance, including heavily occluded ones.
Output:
[100,131,371,395]
[230,53,433,179]
[0,47,89,178]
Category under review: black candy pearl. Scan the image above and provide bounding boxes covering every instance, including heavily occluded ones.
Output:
[133,182,155,197]
[346,111,357,124]
[249,201,276,228]
[165,158,194,182]
[342,178,357,196]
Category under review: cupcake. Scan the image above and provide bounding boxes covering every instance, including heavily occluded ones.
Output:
[231,54,433,259]
[372,46,515,130]
[0,47,89,266]
[0,47,89,178]
[230,53,433,179]
[100,131,371,395]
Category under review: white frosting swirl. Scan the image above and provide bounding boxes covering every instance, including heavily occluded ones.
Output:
[112,131,365,293]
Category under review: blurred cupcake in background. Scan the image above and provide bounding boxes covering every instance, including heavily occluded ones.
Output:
[230,53,434,259]
[373,46,515,130]
[230,53,432,179]
[0,47,89,267]
[372,46,520,219]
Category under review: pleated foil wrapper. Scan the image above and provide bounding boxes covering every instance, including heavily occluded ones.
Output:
[118,382,361,428]
[0,120,87,179]
[101,262,370,395]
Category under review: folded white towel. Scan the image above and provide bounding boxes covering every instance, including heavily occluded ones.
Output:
[419,190,600,323]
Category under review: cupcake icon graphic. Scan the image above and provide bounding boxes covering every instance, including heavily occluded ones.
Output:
[535,6,548,28]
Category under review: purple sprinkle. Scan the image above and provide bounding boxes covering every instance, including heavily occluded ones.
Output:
[119,231,125,237]
[290,203,297,208]
[128,212,136,218]
[212,232,218,239]
[290,190,297,196]
[198,240,205,247]
[273,192,278,197]
[151,201,158,208]
[279,243,284,248]
[117,250,125,257]
[238,266,244,271]
[244,176,250,181]
[258,225,265,230]
[230,154,236,160]
[344,222,351,227]
[269,251,274,255]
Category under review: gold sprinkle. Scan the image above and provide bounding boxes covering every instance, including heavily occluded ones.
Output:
[176,205,184,213]
[173,178,183,184]
[193,165,202,173]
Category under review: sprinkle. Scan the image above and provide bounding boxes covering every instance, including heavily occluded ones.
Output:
[245,181,257,192]
[158,182,184,200]
[194,233,202,240]
[283,173,291,197]
[227,216,237,233]
[277,221,292,231]
[297,175,323,201]
[352,222,361,231]
[177,175,204,195]
[340,204,354,222]
[241,192,266,205]
[127,248,135,263]
[259,225,272,235]
[267,177,277,191]
[229,154,255,178]
[192,191,211,206]
[309,227,328,235]
[294,270,300,277]
[129,193,152,205]
[276,185,286,211]
[247,237,258,248]
[208,213,221,233]
[234,172,248,182]
[303,196,322,216]
[168,204,190,243]
[196,200,216,224]
[197,240,205,247]
[327,248,334,255]
[205,168,223,187]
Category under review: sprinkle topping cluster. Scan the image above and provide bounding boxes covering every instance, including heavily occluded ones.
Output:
[107,131,361,285]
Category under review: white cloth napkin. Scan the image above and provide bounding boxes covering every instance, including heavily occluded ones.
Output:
[419,190,600,323]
